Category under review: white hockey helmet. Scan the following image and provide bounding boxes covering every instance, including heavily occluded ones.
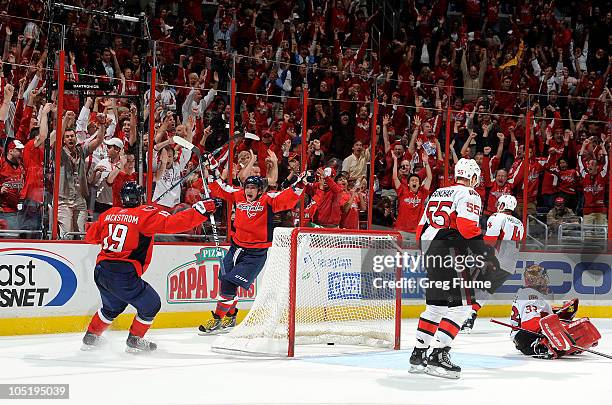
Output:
[454,158,481,187]
[496,194,517,212]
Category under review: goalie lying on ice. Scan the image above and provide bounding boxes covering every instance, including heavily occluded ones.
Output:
[510,265,601,359]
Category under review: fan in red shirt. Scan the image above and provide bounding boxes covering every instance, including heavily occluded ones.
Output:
[578,141,608,225]
[392,150,432,234]
[337,173,366,230]
[548,157,579,210]
[508,144,547,215]
[20,102,54,231]
[107,151,138,207]
[306,167,345,228]
[0,139,26,229]
[485,169,513,216]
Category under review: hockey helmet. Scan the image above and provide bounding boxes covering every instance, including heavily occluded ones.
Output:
[244,176,265,191]
[496,194,517,212]
[454,158,481,187]
[120,181,144,208]
[523,264,549,294]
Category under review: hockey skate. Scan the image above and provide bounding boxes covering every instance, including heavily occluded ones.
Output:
[126,333,157,354]
[408,347,428,373]
[425,347,461,379]
[81,331,106,351]
[198,312,224,335]
[461,311,478,334]
[221,309,238,331]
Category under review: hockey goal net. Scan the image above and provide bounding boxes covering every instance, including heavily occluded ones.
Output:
[212,227,403,357]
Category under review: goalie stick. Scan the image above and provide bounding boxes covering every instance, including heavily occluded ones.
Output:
[490,319,612,359]
[172,136,226,272]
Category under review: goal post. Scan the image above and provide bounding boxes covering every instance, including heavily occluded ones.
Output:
[212,227,404,357]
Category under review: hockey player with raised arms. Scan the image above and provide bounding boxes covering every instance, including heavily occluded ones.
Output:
[510,265,600,358]
[82,182,219,352]
[197,168,310,334]
[410,158,498,379]
[462,194,524,332]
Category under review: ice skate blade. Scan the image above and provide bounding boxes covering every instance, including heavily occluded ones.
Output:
[424,366,460,379]
[125,346,156,354]
[80,344,101,352]
[460,328,472,334]
[408,364,426,374]
[197,327,229,336]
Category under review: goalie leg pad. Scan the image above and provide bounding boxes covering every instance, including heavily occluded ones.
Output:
[540,314,573,354]
[564,317,601,354]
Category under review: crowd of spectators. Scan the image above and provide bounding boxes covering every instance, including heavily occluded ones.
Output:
[0,0,610,244]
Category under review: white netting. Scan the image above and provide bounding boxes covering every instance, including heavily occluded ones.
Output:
[212,227,401,356]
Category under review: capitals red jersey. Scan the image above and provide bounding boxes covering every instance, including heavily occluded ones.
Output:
[508,157,547,202]
[554,168,579,195]
[111,171,138,207]
[21,139,44,203]
[395,184,428,233]
[0,158,25,212]
[209,180,303,249]
[485,182,513,215]
[85,205,208,276]
[579,156,608,214]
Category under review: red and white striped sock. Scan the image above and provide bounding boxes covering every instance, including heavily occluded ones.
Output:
[87,309,113,336]
[214,295,237,318]
[129,316,153,338]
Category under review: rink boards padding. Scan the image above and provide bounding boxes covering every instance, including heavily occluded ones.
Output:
[0,242,611,335]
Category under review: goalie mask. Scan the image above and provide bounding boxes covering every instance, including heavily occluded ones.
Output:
[496,194,517,212]
[523,264,549,294]
[454,158,481,187]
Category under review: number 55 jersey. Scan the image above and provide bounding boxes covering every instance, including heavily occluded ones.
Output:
[416,184,482,245]
[85,205,209,276]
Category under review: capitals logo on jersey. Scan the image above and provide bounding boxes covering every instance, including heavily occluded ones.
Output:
[236,201,265,218]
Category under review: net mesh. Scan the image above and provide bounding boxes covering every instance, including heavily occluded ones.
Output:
[212,227,401,356]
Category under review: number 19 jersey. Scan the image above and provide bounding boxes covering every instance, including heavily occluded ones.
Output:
[417,184,483,243]
[85,205,208,276]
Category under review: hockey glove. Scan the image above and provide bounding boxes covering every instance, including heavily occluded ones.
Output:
[295,170,316,187]
[193,198,219,215]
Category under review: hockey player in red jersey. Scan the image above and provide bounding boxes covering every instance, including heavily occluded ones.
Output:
[198,171,308,334]
[82,182,219,352]
[410,158,499,379]
[510,265,600,359]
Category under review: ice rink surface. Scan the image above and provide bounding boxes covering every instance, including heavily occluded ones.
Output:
[0,318,610,405]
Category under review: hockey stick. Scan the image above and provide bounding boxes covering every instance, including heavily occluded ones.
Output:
[173,136,226,270]
[490,319,612,360]
[152,133,244,204]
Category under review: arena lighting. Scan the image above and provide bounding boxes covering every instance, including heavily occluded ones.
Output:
[53,2,141,23]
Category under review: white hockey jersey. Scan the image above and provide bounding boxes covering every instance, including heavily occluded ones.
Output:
[485,213,524,273]
[510,287,552,338]
[418,184,482,242]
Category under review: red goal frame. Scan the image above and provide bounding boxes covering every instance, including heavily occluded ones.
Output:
[287,227,404,357]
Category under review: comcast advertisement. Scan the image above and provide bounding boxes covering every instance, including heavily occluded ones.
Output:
[0,247,78,308]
